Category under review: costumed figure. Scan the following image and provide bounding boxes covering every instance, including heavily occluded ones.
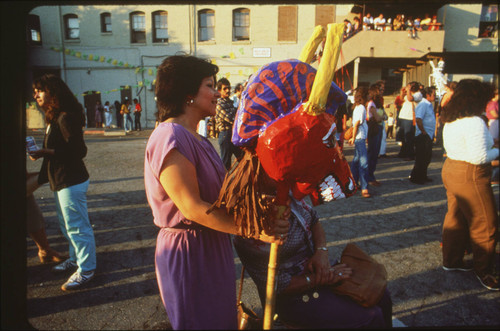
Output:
[209,23,357,329]
[429,59,447,102]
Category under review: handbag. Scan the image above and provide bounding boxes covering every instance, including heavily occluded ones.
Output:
[237,267,262,330]
[343,126,354,140]
[331,243,387,308]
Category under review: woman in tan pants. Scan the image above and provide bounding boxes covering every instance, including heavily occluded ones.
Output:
[441,79,499,291]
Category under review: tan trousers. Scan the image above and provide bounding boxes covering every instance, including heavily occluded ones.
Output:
[441,158,498,276]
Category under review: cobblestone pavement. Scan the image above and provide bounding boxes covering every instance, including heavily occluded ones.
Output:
[25,128,499,329]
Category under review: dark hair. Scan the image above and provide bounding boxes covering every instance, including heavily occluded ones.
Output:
[32,74,85,126]
[133,98,139,103]
[422,86,435,98]
[441,79,495,123]
[354,86,369,106]
[234,83,243,93]
[368,84,383,108]
[217,78,230,91]
[155,55,218,121]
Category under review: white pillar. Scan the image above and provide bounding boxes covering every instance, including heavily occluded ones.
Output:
[353,57,360,90]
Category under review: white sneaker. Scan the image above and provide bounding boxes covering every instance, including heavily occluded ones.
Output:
[52,259,77,273]
[61,270,95,291]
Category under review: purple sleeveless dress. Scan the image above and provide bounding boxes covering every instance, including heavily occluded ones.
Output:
[144,123,237,329]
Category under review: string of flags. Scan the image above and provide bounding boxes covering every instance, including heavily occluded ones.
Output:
[49,46,258,96]
[49,46,157,75]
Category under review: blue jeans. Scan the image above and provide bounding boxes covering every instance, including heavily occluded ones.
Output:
[124,114,133,131]
[54,179,96,273]
[218,129,241,170]
[367,126,383,182]
[351,139,369,190]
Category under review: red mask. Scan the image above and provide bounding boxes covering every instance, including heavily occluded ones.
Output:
[255,104,356,206]
[232,59,356,205]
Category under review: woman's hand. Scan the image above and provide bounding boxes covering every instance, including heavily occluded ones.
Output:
[348,137,355,145]
[327,263,352,285]
[306,250,331,286]
[258,201,290,244]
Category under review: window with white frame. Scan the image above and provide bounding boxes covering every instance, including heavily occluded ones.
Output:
[198,9,215,42]
[130,11,146,43]
[27,14,42,45]
[233,8,250,41]
[100,12,112,33]
[152,11,168,43]
[64,14,80,40]
[478,4,498,38]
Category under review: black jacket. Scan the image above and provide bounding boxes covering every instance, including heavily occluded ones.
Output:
[38,112,89,191]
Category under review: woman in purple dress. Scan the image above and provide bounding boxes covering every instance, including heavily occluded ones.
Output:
[144,55,289,329]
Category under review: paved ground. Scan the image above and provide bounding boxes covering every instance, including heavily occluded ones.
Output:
[25,127,499,329]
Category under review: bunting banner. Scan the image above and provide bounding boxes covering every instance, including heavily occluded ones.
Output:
[50,46,156,75]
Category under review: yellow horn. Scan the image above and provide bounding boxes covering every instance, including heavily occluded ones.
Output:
[298,25,326,64]
[304,23,345,116]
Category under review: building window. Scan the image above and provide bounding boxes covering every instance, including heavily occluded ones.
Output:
[278,6,297,42]
[478,4,498,38]
[198,9,215,42]
[100,13,112,33]
[27,14,42,45]
[64,14,79,40]
[233,8,250,41]
[152,11,168,43]
[130,11,146,43]
[315,5,335,28]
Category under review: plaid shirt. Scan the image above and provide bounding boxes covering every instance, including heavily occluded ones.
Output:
[233,198,319,294]
[215,97,236,132]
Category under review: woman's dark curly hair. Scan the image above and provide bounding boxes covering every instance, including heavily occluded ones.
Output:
[155,55,219,121]
[33,74,85,126]
[368,84,383,108]
[441,79,495,123]
[354,86,369,106]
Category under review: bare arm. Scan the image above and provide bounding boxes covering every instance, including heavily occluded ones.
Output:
[416,118,426,135]
[159,148,289,239]
[348,119,361,145]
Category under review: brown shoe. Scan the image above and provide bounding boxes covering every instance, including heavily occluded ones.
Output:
[369,180,381,187]
[476,273,499,291]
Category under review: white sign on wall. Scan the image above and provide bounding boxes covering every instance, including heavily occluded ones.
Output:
[253,47,271,58]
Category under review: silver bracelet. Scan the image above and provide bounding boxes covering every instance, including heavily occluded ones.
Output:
[316,246,328,251]
[305,275,312,287]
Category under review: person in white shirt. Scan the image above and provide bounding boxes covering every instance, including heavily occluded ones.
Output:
[409,87,436,184]
[232,83,243,109]
[373,14,386,31]
[348,86,371,198]
[363,13,374,30]
[397,82,422,160]
[441,79,499,291]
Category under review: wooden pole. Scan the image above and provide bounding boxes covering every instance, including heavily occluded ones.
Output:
[263,242,280,329]
[263,204,286,330]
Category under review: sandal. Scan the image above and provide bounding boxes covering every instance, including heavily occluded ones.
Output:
[361,190,371,198]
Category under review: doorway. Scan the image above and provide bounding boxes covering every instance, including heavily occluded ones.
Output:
[83,91,101,128]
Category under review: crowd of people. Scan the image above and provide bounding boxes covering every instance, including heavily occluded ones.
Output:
[88,97,143,132]
[343,12,442,41]
[27,53,499,330]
